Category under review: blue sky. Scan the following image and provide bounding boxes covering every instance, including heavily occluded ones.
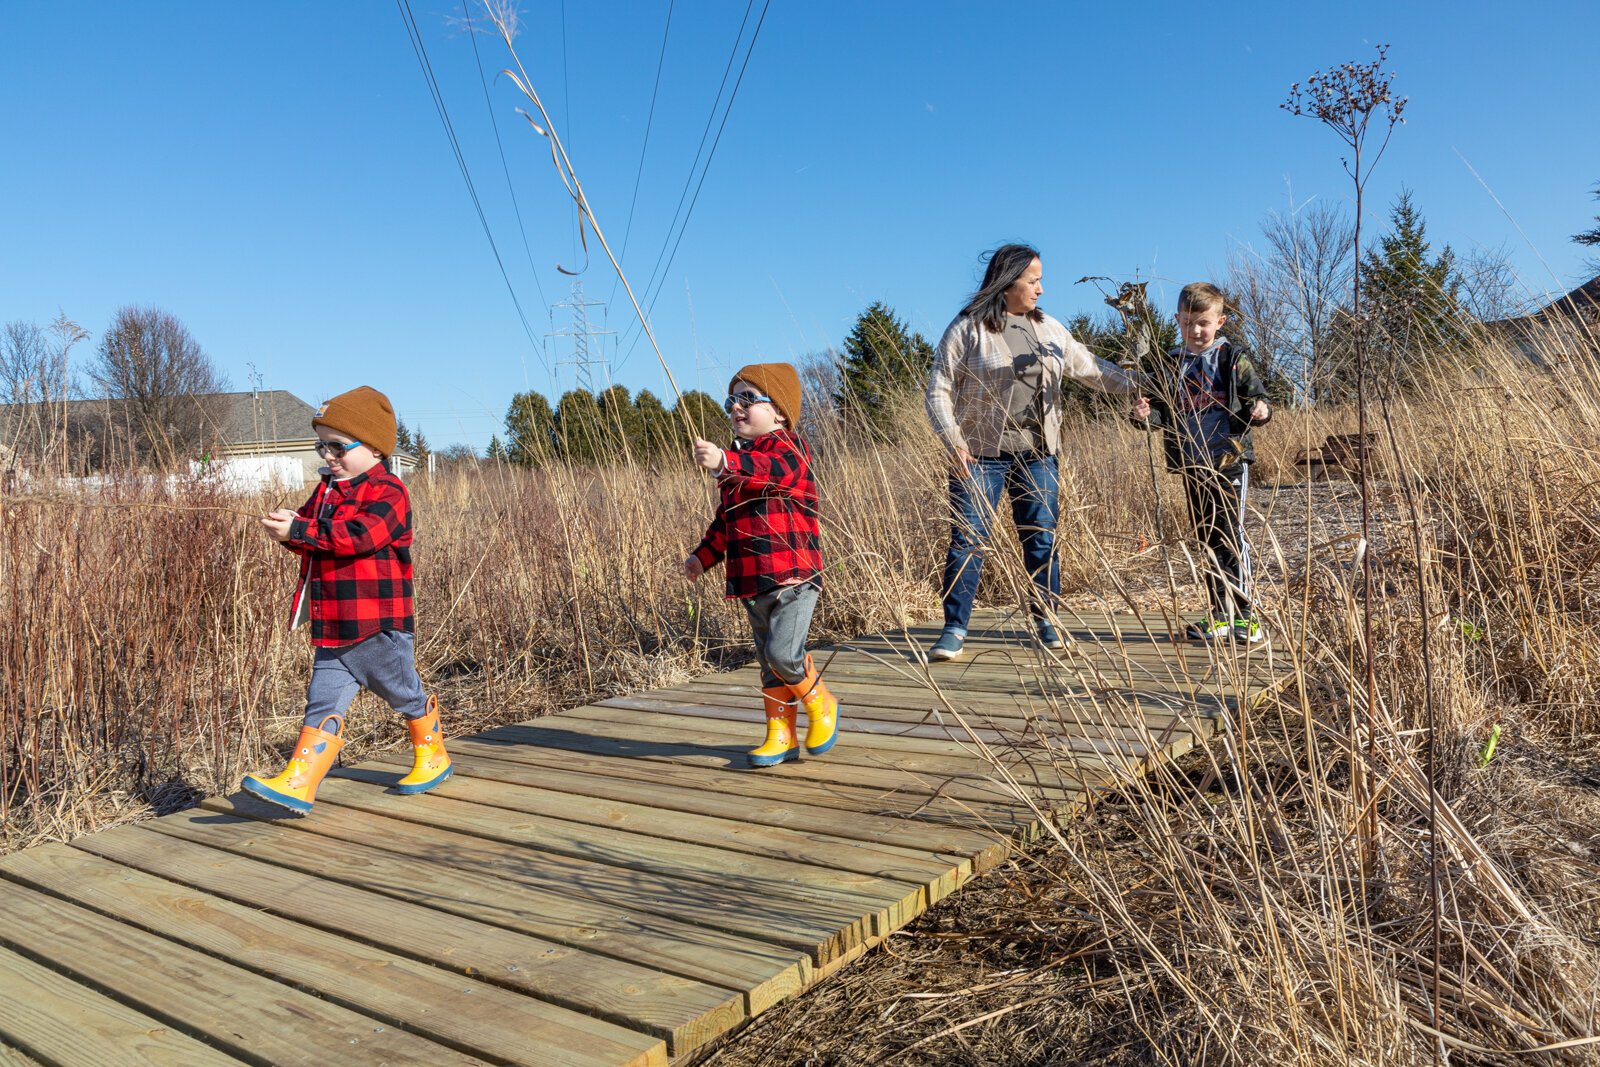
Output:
[2,1,1594,451]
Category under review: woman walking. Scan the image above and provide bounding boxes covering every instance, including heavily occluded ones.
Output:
[924,243,1138,659]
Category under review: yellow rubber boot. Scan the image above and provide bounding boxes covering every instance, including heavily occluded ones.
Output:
[396,697,452,795]
[790,655,840,756]
[242,716,344,814]
[748,686,799,768]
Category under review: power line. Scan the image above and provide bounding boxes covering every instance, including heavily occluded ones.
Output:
[616,0,771,371]
[395,0,549,373]
[605,0,676,311]
[462,0,548,315]
[618,0,757,354]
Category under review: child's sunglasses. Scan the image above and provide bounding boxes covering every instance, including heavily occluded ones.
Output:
[314,439,364,459]
[723,391,772,413]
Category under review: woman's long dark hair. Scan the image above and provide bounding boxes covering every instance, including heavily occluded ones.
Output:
[960,243,1043,333]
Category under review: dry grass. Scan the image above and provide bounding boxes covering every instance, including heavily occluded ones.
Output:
[4,334,1600,1064]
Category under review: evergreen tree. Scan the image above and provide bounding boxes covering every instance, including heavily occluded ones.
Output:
[1361,189,1468,384]
[634,388,675,460]
[486,434,509,463]
[1577,182,1600,269]
[674,389,727,444]
[596,384,645,461]
[554,388,605,463]
[1576,182,1600,247]
[835,301,934,437]
[504,390,556,467]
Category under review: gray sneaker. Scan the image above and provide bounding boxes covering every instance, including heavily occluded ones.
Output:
[929,629,965,661]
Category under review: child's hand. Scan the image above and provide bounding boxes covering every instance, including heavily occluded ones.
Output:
[951,446,975,473]
[691,438,726,474]
[1249,399,1270,424]
[683,555,704,581]
[261,509,296,542]
[1131,396,1152,421]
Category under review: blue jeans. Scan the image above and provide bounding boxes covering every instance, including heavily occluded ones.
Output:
[303,630,429,728]
[940,451,1060,634]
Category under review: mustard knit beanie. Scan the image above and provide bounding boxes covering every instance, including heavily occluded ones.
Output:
[728,363,802,430]
[313,386,398,457]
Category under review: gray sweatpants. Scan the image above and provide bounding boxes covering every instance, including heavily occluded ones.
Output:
[742,582,819,690]
[303,630,429,729]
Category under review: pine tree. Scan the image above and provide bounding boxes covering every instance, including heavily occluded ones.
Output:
[596,384,645,461]
[634,388,675,460]
[674,390,727,444]
[504,390,556,467]
[835,301,934,437]
[554,388,605,464]
[1575,182,1600,248]
[486,434,509,463]
[1361,189,1467,385]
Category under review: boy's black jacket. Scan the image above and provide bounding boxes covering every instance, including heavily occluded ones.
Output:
[1135,339,1271,471]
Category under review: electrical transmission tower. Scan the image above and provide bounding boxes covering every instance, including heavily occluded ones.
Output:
[547,281,614,394]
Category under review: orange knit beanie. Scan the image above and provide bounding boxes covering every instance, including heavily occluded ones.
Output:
[728,363,802,430]
[313,386,398,457]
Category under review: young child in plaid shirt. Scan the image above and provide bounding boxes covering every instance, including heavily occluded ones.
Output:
[683,362,841,767]
[242,385,451,813]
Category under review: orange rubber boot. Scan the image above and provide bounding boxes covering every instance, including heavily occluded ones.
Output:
[748,686,799,768]
[790,655,840,756]
[242,716,345,814]
[396,697,452,795]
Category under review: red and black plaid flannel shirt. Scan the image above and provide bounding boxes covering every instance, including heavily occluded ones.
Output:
[283,463,415,647]
[692,429,822,599]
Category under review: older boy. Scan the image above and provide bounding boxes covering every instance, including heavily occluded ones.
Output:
[1132,283,1272,642]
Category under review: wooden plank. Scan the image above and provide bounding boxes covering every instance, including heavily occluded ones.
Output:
[577,695,1154,762]
[0,844,667,1067]
[601,691,1208,752]
[441,737,1044,840]
[369,744,1013,875]
[0,883,485,1066]
[174,795,848,980]
[554,704,1133,791]
[0,944,237,1067]
[333,763,973,905]
[478,721,1086,823]
[0,1044,41,1067]
[78,823,743,1057]
[282,779,926,944]
[494,711,1107,796]
[625,670,1209,721]
[675,656,1231,710]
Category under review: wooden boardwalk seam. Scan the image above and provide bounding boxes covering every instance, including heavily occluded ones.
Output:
[0,609,1288,1066]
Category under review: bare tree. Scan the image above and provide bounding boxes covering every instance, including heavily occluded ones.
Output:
[1263,201,1354,398]
[1,313,87,470]
[1224,201,1354,403]
[87,306,228,467]
[1454,243,1525,322]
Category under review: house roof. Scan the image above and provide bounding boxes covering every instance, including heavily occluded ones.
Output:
[0,390,320,447]
[207,390,319,445]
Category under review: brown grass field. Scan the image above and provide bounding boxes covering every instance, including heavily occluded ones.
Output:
[4,334,1600,1065]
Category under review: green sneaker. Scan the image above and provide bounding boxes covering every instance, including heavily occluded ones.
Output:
[1231,618,1264,644]
[1185,619,1231,641]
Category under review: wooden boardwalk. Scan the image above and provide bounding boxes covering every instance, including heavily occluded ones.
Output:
[0,609,1286,1066]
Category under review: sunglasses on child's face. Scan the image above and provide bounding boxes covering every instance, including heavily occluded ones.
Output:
[723,391,773,413]
[314,439,363,459]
